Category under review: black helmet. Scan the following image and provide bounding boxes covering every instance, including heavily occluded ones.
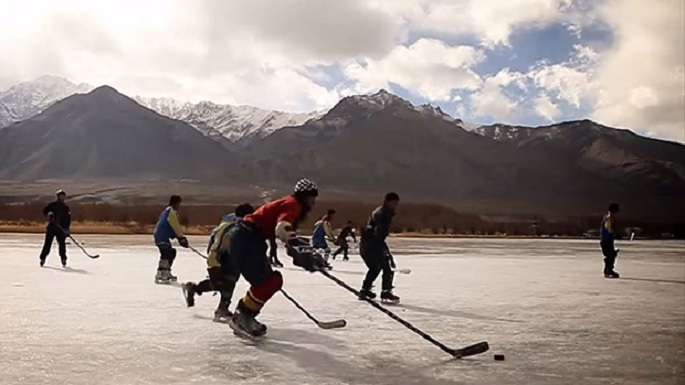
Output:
[234,203,255,217]
[56,189,66,197]
[293,178,318,197]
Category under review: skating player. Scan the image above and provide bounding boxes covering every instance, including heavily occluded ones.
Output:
[182,203,254,322]
[153,195,189,284]
[224,179,327,337]
[359,192,400,304]
[39,190,71,267]
[600,203,621,278]
[332,220,357,261]
[312,209,336,260]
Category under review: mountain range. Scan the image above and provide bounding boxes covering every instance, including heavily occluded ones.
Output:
[0,76,683,220]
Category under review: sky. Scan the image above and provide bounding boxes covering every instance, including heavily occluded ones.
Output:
[0,0,683,142]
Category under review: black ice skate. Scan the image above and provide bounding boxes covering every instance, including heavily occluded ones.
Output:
[358,288,377,300]
[213,308,233,323]
[181,282,196,307]
[272,259,284,268]
[228,308,267,338]
[380,290,400,304]
[40,259,45,267]
[604,270,620,279]
[155,270,172,284]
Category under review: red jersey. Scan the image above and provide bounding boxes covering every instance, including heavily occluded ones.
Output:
[243,195,303,239]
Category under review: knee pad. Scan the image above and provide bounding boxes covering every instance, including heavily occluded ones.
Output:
[247,271,283,305]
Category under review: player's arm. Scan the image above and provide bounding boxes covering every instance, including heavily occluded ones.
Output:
[167,209,185,238]
[324,220,335,240]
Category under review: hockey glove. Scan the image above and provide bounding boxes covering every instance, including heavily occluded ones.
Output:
[178,237,189,248]
[384,247,396,269]
[287,237,325,272]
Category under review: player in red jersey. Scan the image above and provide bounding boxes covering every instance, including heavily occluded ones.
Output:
[222,178,327,337]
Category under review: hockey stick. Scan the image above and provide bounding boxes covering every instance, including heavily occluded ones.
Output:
[318,269,489,358]
[280,289,346,330]
[56,225,99,259]
[394,268,411,275]
[191,245,345,328]
[189,245,208,260]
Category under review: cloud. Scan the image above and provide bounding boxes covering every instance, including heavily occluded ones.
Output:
[471,69,522,120]
[591,0,685,142]
[0,0,399,111]
[535,94,561,121]
[374,0,577,46]
[344,39,485,100]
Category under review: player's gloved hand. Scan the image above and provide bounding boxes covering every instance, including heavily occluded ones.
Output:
[178,237,189,248]
[287,237,325,272]
[47,212,55,222]
[384,248,396,269]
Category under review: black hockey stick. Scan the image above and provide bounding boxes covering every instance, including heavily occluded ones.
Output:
[56,225,99,259]
[319,269,489,358]
[189,245,208,260]
[280,289,346,330]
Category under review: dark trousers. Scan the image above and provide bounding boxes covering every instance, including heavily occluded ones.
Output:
[600,240,617,272]
[156,243,177,271]
[40,225,67,263]
[360,242,394,291]
[195,266,239,311]
[333,239,349,260]
[222,223,283,312]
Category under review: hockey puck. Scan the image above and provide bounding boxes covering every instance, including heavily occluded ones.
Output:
[494,354,505,361]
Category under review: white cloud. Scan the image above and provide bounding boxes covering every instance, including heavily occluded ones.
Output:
[344,39,485,101]
[591,0,685,142]
[471,69,521,120]
[535,94,561,121]
[373,0,577,46]
[0,0,399,112]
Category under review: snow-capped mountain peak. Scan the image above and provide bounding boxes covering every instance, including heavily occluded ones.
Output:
[0,75,93,128]
[135,96,323,145]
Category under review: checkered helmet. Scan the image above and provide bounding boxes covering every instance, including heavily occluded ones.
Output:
[293,178,318,197]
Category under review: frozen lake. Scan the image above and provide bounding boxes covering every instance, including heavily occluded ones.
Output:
[1,234,683,385]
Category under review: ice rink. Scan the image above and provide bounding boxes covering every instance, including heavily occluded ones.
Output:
[1,234,683,385]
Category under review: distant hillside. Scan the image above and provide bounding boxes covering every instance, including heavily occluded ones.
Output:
[0,86,233,181]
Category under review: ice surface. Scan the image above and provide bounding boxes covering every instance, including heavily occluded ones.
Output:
[1,235,683,385]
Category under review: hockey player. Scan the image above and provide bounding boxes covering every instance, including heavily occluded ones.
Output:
[153,195,189,284]
[39,190,71,267]
[225,178,327,337]
[182,203,254,322]
[600,203,620,279]
[332,220,357,261]
[359,192,400,304]
[312,209,336,259]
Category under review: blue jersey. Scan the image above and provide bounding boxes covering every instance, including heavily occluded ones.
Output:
[154,206,184,245]
[600,212,615,242]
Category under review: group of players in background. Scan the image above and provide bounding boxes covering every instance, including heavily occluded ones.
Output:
[38,179,621,338]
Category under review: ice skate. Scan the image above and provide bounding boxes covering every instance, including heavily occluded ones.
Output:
[380,290,400,304]
[181,282,196,307]
[40,259,45,267]
[358,288,376,300]
[604,270,620,279]
[272,259,284,268]
[168,271,178,282]
[213,308,233,323]
[228,308,267,338]
[155,270,172,284]
[61,260,67,268]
